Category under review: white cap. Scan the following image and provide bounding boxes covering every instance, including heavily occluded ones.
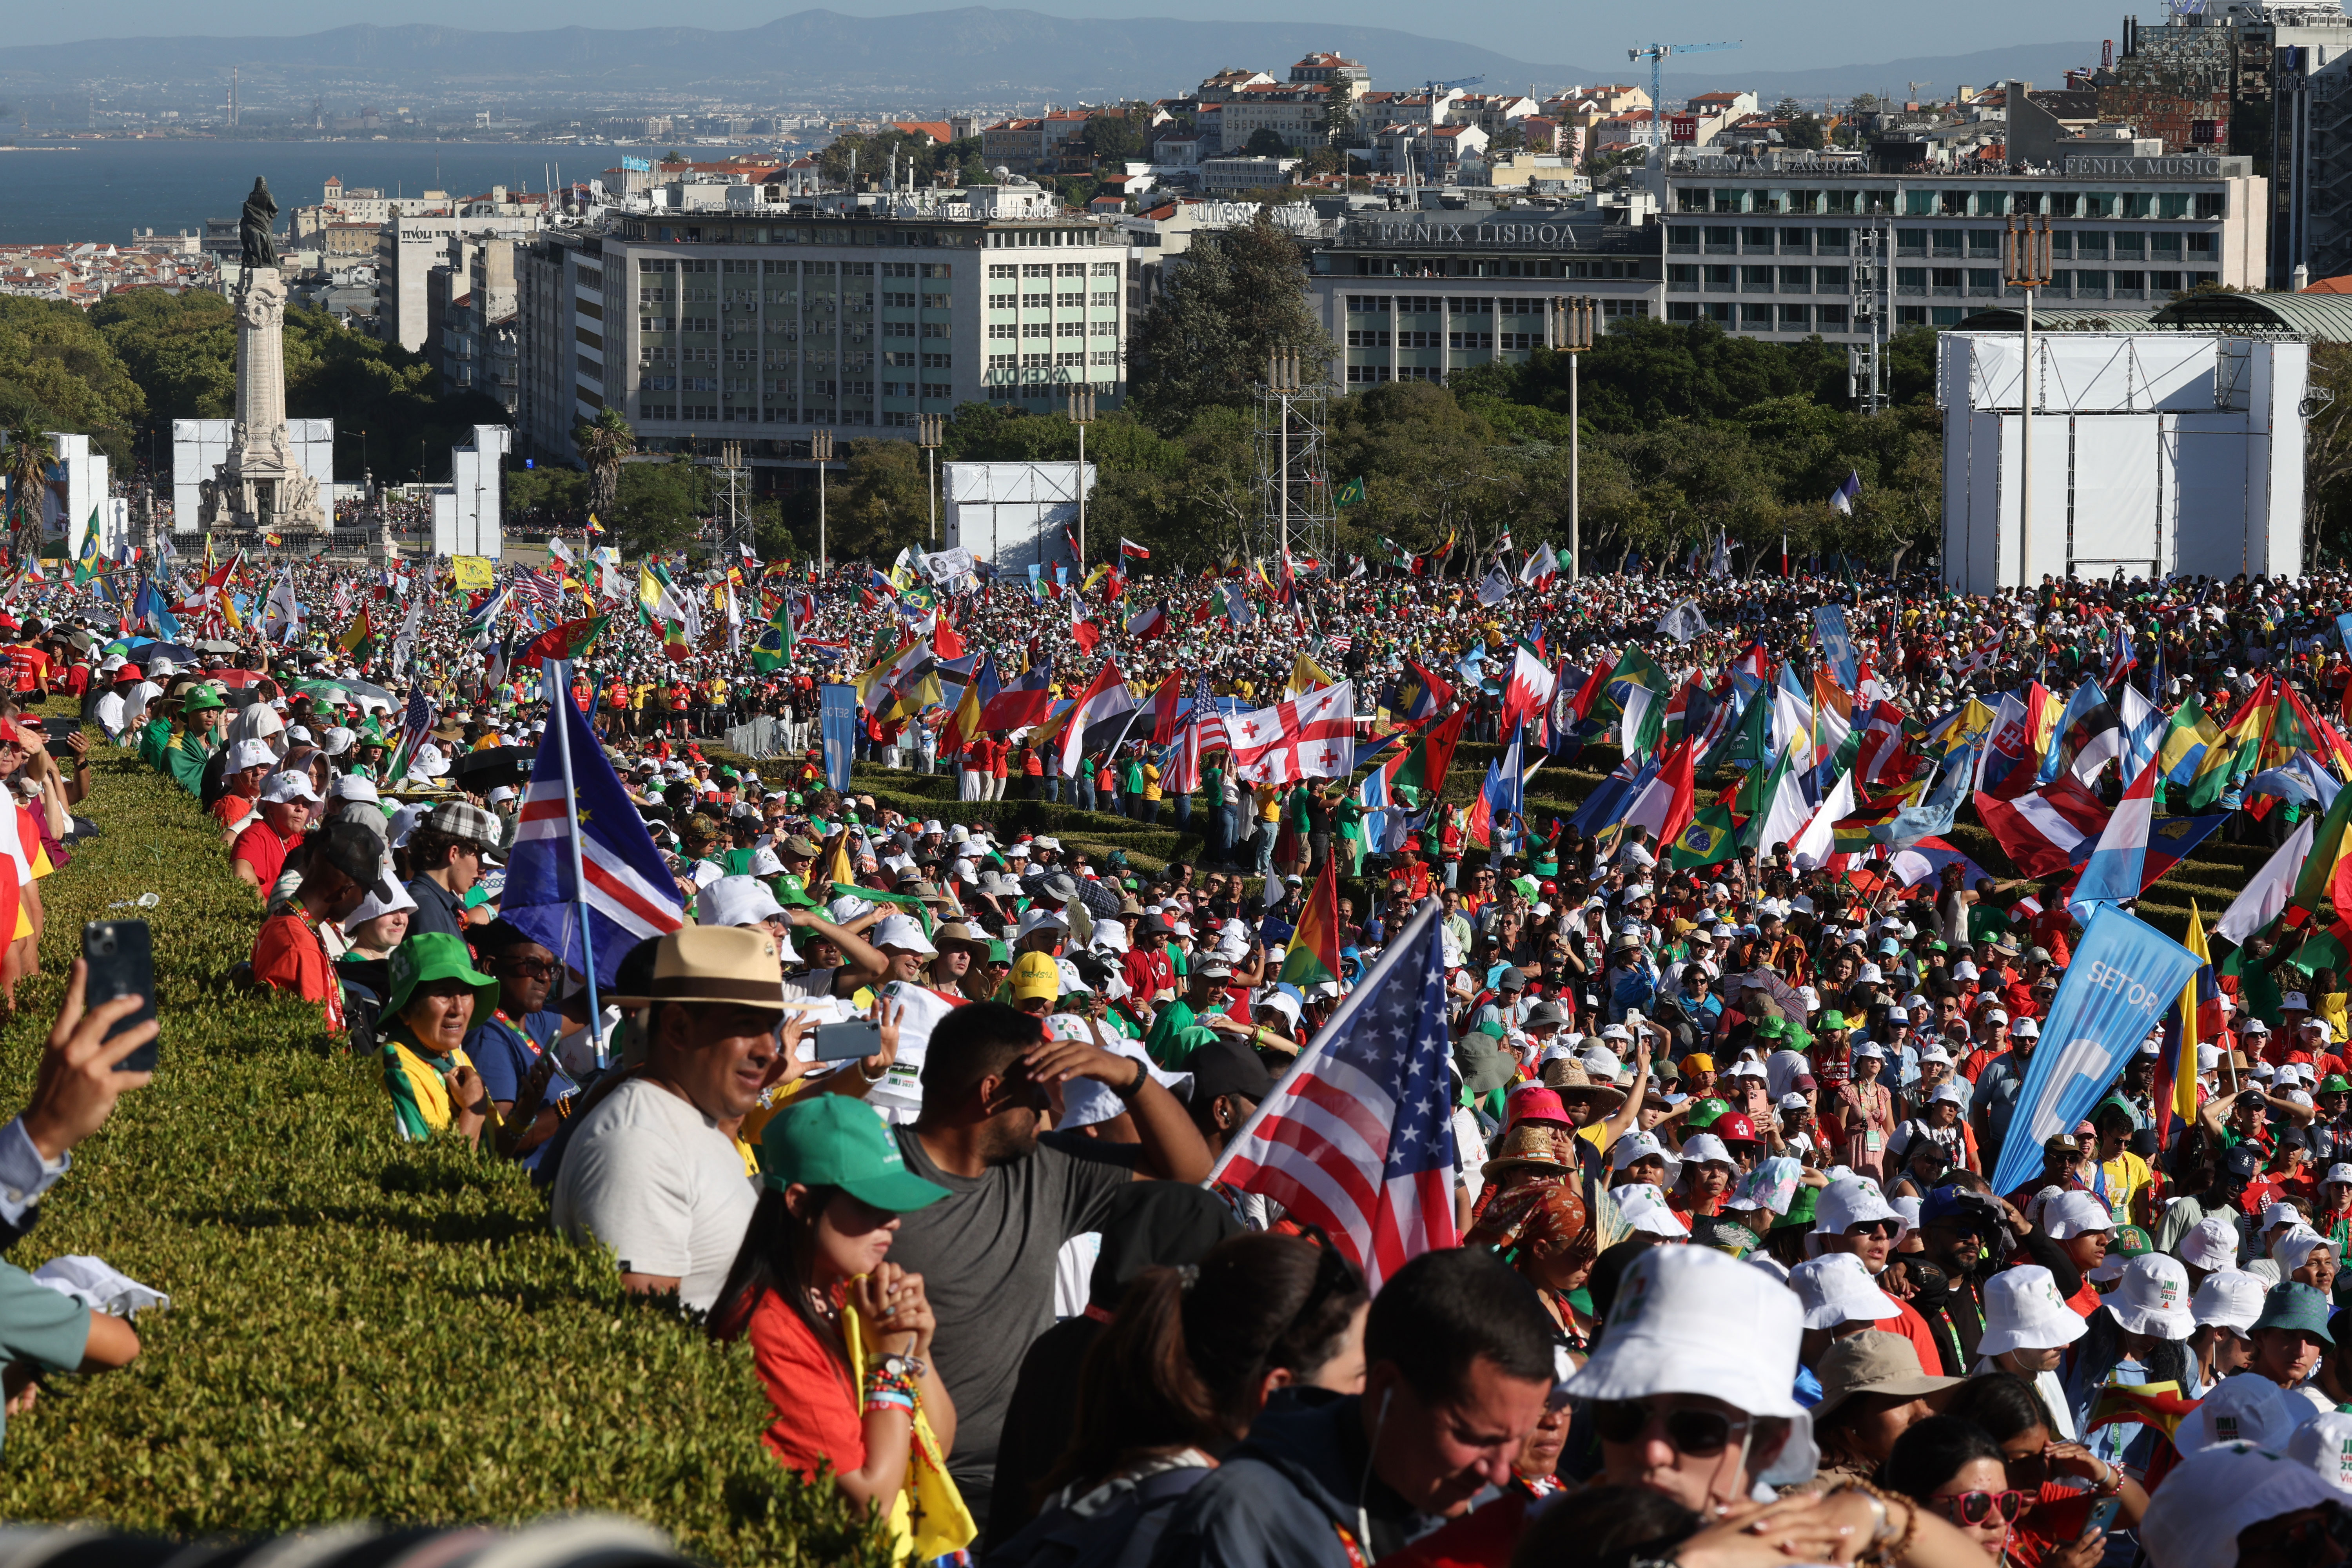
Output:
[1610,1130,1679,1181]
[2178,1374,2303,1454]
[1679,1133,1736,1169]
[226,739,277,772]
[870,913,937,955]
[2043,1190,2115,1240]
[485,784,516,807]
[2011,1017,2040,1038]
[259,771,321,804]
[699,875,791,937]
[2178,1214,2242,1272]
[2197,1044,2223,1071]
[1788,1252,1902,1330]
[2263,1200,2305,1232]
[750,845,785,878]
[1563,1246,1808,1422]
[346,879,417,927]
[2285,1410,2352,1495]
[1931,1083,1968,1107]
[2104,1253,2194,1340]
[1977,1265,2089,1358]
[2327,1163,2352,1188]
[1918,1044,1952,1064]
[2190,1269,2267,1337]
[1054,957,1092,996]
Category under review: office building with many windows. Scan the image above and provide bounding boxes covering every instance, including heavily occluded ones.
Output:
[1656,151,2267,342]
[1301,204,1662,384]
[519,184,1129,456]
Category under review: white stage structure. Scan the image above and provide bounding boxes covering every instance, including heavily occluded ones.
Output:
[173,419,334,535]
[944,461,1097,569]
[431,424,511,559]
[1940,332,2308,591]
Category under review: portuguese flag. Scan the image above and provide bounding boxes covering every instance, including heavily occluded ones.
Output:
[1278,860,1343,990]
[524,613,609,662]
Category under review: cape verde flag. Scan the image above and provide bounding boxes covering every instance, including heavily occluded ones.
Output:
[1209,901,1459,1290]
[504,672,686,986]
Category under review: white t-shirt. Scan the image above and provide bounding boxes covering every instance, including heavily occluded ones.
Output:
[549,1078,758,1313]
[865,981,966,1124]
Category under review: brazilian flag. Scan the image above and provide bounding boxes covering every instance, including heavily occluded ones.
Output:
[1669,802,1739,869]
[1334,476,1368,508]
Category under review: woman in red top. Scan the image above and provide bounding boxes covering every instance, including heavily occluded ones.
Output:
[1937,1372,2146,1568]
[709,1095,960,1517]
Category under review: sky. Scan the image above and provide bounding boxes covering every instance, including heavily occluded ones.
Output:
[19,0,2138,72]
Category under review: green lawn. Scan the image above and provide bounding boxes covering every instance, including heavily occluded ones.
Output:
[0,736,885,1566]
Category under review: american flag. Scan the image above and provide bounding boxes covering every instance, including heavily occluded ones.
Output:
[513,568,565,613]
[1192,674,1228,753]
[1210,903,1459,1289]
[1326,634,1354,656]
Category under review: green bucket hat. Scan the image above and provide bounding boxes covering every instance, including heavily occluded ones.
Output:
[181,686,225,713]
[387,931,500,1020]
[1817,1010,1849,1031]
[2250,1281,2335,1343]
[773,879,820,910]
[2324,1075,2352,1095]
[761,1094,951,1212]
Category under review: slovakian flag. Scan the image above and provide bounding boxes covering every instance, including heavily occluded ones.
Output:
[1973,776,2111,878]
[504,675,686,990]
[523,613,609,662]
[2070,755,2162,918]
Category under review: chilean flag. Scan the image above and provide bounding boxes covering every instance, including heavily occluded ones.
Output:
[2069,755,2161,918]
[1125,601,1170,641]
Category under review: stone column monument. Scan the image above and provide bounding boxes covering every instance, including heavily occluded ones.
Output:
[199,177,328,534]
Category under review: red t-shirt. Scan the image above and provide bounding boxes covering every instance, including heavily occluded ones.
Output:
[746,1287,862,1483]
[232,818,289,890]
[1122,946,1176,1002]
[1887,1296,1946,1375]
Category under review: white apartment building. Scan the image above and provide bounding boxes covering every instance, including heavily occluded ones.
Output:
[1657,151,2267,342]
[524,183,1128,452]
[376,213,543,351]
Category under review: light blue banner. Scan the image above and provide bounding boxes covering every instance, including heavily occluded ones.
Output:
[2336,612,2352,656]
[819,681,858,793]
[1813,604,1859,692]
[1986,905,2201,1197]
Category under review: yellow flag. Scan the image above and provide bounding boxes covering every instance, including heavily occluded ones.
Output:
[1288,650,1336,699]
[452,555,495,593]
[2175,902,2212,1127]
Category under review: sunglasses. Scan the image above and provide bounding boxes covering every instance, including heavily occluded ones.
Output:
[1934,1490,2029,1526]
[1844,1219,1904,1239]
[1590,1399,1747,1456]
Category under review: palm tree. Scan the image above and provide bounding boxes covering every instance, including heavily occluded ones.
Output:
[573,406,636,522]
[3,428,54,540]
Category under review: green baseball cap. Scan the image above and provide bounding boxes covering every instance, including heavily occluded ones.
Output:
[1685,1096,1733,1130]
[386,931,499,1019]
[2105,1224,2153,1263]
[2251,1281,2335,1343]
[761,1094,951,1212]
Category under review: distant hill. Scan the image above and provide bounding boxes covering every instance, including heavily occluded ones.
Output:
[0,10,2100,110]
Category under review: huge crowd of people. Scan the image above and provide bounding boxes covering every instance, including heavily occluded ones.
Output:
[9,544,2352,1567]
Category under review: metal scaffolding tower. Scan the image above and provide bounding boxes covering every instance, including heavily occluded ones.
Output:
[1254,354,1338,565]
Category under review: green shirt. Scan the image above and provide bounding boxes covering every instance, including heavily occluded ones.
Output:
[0,1258,93,1452]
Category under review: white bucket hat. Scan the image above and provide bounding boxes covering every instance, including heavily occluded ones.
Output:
[698,874,788,933]
[2180,1373,2301,1453]
[1565,1247,1812,1492]
[2189,1269,2267,1338]
[2272,1225,2334,1279]
[1807,1177,1909,1259]
[1978,1265,2089,1358]
[2178,1214,2241,1273]
[869,913,936,956]
[1788,1252,1902,1330]
[1610,1130,1680,1183]
[2104,1253,2194,1340]
[2285,1409,2352,1495]
[2042,1191,2115,1240]
[1679,1133,1736,1170]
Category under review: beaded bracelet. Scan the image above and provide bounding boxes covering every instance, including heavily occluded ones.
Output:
[862,1390,915,1416]
[863,1364,920,1405]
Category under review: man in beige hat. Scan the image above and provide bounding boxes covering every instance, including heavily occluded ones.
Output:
[552,927,848,1313]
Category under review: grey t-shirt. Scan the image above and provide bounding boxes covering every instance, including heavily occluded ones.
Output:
[887,1126,1136,1520]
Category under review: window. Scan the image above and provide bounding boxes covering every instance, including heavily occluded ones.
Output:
[1669,225,1700,251]
[2050,231,2074,258]
[922,263,955,278]
[882,262,917,278]
[922,323,949,339]
[2049,192,2080,218]
[1092,261,1119,276]
[1713,190,1743,213]
[1448,298,1493,313]
[1056,291,1083,307]
[1777,304,1810,328]
[1089,291,1116,306]
[1022,322,1051,338]
[883,350,915,368]
[1930,267,1962,294]
[1056,350,1085,366]
[1741,266,1774,293]
[1346,365,1394,383]
[1667,301,1700,322]
[1703,301,1732,323]
[1668,264,1699,291]
[1448,331,1493,349]
[1780,228,1812,252]
[1677,187,1710,212]
[989,323,1016,339]
[1931,230,1963,258]
[1056,321,1085,337]
[1897,305,1927,325]
[1347,295,1392,311]
[1396,296,1443,312]
[924,381,954,397]
[1930,306,1964,326]
[1500,332,1540,349]
[2151,270,2183,291]
[1906,191,1936,216]
[1703,265,1733,289]
[1895,267,1927,295]
[1022,263,1052,278]
[2077,232,2109,259]
[1969,231,2000,258]
[1816,267,1849,292]
[2196,193,2225,219]
[1816,304,1849,329]
[1088,351,1118,368]
[1089,320,1116,336]
[988,263,1017,278]
[1896,231,1927,256]
[989,292,1016,308]
[922,352,951,369]
[2074,269,2109,295]
[1057,262,1085,276]
[1021,292,1051,308]
[2122,193,2152,219]
[1398,330,1442,348]
[883,291,916,307]
[989,352,1016,368]
[1978,192,2009,217]
[2114,270,2147,295]
[2113,232,2145,260]
[2189,232,2215,256]
[2159,194,2190,220]
[1739,303,1773,327]
[882,321,915,338]
[1967,269,1998,295]
[1779,267,1811,293]
[882,411,914,427]
[2151,232,2182,259]
[1743,227,1775,252]
[1348,328,1391,347]
[1697,226,1733,252]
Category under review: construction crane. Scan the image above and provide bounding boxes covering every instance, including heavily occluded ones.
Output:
[1628,41,1741,140]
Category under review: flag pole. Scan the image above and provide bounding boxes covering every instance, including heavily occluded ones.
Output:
[544,655,607,1068]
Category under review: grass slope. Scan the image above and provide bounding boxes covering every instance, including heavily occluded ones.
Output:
[0,736,885,1566]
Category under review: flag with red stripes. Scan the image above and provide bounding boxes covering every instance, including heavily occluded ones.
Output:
[1209,902,1459,1290]
[504,677,685,985]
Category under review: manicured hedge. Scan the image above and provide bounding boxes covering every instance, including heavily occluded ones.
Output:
[0,729,888,1566]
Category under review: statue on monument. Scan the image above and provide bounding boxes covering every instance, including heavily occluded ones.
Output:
[239,177,278,270]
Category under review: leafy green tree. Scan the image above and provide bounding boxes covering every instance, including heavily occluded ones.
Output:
[1128,213,1331,431]
[1083,110,1143,163]
[610,452,709,555]
[0,298,147,465]
[826,437,931,560]
[1242,128,1291,157]
[1323,82,1356,145]
[506,464,588,528]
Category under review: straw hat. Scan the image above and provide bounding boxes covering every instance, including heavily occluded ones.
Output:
[1482,1120,1588,1178]
[1540,1055,1626,1110]
[610,927,784,1010]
